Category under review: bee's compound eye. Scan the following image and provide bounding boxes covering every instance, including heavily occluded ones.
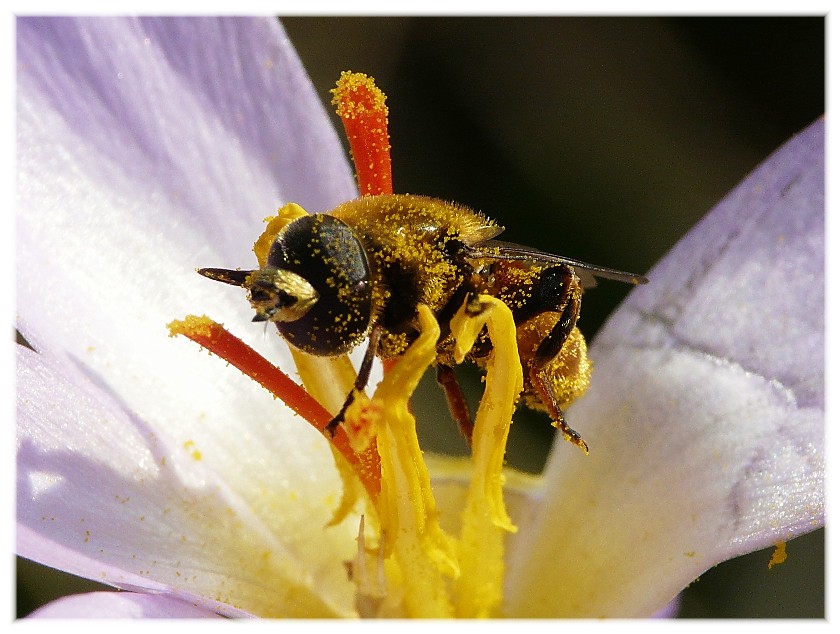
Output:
[267,215,374,356]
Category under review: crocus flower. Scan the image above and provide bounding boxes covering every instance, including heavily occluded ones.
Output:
[16,16,824,618]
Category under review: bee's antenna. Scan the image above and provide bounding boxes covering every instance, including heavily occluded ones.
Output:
[197,267,255,287]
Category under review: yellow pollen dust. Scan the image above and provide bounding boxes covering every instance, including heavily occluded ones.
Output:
[768,541,788,569]
[183,440,202,461]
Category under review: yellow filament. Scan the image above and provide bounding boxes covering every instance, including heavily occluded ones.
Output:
[294,348,370,527]
[253,202,308,267]
[255,204,372,527]
[371,304,458,617]
[450,297,522,617]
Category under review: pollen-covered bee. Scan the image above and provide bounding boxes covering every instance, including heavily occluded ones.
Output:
[199,193,647,452]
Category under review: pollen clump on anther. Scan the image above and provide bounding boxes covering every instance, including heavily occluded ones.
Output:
[331,71,389,121]
[331,71,393,197]
[167,314,217,339]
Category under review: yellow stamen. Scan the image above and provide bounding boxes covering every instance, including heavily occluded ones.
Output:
[370,304,459,617]
[339,297,524,617]
[294,348,372,527]
[450,297,522,617]
[253,204,375,522]
[253,202,308,267]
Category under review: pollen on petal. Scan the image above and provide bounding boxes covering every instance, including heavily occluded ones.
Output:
[768,541,788,568]
[183,440,203,461]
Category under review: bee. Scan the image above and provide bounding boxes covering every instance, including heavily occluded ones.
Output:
[198,193,647,451]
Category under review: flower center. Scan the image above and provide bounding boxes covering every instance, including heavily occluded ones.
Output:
[170,72,532,617]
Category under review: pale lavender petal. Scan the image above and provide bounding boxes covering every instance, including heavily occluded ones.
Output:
[505,119,824,617]
[17,16,354,260]
[16,16,362,617]
[17,16,355,368]
[28,591,224,618]
[15,15,356,419]
[651,596,681,619]
[17,345,356,617]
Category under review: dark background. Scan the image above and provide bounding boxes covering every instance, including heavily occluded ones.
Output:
[18,16,824,618]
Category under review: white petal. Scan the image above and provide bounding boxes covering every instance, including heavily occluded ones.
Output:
[17,16,355,370]
[28,591,224,618]
[17,16,364,616]
[17,345,357,617]
[505,120,824,617]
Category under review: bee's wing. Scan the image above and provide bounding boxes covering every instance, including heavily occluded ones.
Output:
[462,223,505,245]
[469,239,649,288]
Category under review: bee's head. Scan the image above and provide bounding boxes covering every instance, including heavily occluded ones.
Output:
[197,214,374,356]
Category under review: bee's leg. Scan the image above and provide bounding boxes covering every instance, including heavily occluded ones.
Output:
[436,363,474,447]
[434,251,487,343]
[529,291,589,453]
[530,369,589,453]
[325,326,383,436]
